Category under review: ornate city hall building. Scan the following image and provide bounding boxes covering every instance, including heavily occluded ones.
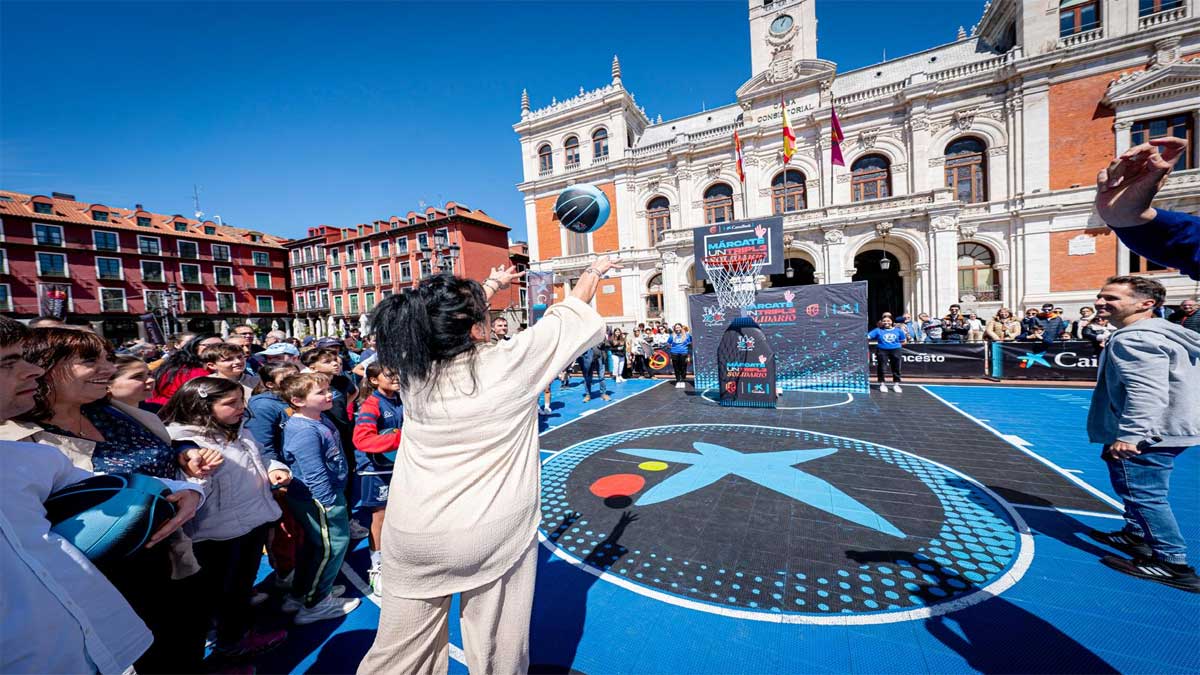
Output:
[514,0,1199,325]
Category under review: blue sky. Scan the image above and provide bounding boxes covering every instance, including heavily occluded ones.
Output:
[1,1,986,243]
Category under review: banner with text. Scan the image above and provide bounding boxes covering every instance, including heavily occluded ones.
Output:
[868,342,987,378]
[991,341,1100,381]
[688,281,869,393]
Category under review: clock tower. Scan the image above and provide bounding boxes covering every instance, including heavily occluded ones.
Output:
[748,0,817,80]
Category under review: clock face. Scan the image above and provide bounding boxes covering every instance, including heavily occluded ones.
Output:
[770,14,793,35]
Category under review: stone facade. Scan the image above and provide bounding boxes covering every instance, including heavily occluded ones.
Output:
[515,0,1200,326]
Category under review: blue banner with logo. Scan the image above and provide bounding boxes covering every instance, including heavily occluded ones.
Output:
[526,271,555,326]
[688,281,869,393]
[991,341,1100,381]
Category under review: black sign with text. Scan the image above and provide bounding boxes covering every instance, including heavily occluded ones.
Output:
[868,342,987,378]
[717,318,777,407]
[992,341,1100,381]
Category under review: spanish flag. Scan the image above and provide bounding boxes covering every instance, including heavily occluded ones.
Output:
[781,99,796,165]
[733,131,746,182]
[830,105,845,167]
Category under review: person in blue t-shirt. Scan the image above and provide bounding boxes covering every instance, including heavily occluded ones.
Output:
[867,315,906,393]
[667,323,693,389]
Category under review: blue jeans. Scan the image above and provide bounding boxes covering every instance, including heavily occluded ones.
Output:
[578,352,607,396]
[1106,446,1189,564]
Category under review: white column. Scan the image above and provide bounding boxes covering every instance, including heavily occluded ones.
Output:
[1021,82,1051,194]
[929,214,961,313]
[822,227,847,282]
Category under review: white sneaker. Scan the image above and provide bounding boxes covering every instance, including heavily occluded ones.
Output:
[538,405,552,416]
[616,377,625,383]
[675,382,686,389]
[879,383,889,393]
[349,520,370,540]
[281,585,346,613]
[294,594,361,625]
[892,384,903,393]
[369,564,383,599]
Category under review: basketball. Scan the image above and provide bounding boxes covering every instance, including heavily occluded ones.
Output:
[43,473,177,565]
[554,183,610,234]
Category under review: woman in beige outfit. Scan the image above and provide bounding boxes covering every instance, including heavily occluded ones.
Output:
[359,256,617,675]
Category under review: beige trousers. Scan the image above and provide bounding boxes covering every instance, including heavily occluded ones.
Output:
[358,538,538,675]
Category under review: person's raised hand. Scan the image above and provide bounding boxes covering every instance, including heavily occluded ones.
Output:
[1095,137,1187,228]
[486,265,526,290]
[591,255,622,276]
[146,489,201,548]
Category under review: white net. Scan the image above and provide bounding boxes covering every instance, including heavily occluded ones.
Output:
[703,254,765,310]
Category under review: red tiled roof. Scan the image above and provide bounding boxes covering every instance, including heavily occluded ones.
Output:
[0,189,290,249]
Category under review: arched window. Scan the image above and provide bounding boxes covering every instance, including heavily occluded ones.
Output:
[646,273,664,319]
[592,128,609,159]
[703,183,734,224]
[771,169,807,214]
[851,155,891,202]
[564,136,580,167]
[957,242,999,301]
[538,144,553,174]
[945,137,987,204]
[647,196,671,245]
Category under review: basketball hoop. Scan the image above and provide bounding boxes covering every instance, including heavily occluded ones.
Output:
[703,252,765,310]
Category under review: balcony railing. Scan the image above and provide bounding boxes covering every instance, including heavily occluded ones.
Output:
[539,166,553,177]
[1140,5,1186,27]
[1058,27,1102,49]
[959,286,1002,304]
[564,160,580,171]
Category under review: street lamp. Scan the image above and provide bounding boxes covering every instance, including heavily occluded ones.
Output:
[445,243,461,274]
[166,284,180,336]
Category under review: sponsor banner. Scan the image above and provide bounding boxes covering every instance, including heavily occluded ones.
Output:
[37,283,70,319]
[692,216,784,279]
[868,343,986,378]
[140,313,167,345]
[688,281,869,393]
[526,272,555,326]
[992,341,1099,381]
[717,318,777,407]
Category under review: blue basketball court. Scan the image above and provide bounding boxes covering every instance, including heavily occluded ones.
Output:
[246,380,1199,674]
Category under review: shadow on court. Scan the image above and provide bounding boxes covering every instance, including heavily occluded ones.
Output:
[529,511,639,675]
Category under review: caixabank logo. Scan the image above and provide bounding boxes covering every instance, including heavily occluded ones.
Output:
[1018,350,1100,369]
[540,425,1032,624]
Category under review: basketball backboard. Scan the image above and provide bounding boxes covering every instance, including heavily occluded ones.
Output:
[692,216,785,280]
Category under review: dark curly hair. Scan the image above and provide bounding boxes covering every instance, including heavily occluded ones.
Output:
[17,327,115,422]
[371,273,488,392]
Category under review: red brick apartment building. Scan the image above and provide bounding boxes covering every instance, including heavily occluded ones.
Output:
[0,190,290,343]
[316,202,522,324]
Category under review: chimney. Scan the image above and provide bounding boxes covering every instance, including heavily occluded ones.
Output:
[135,203,144,211]
[51,192,76,201]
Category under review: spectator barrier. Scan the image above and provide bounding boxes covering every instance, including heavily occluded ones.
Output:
[868,342,987,378]
[990,340,1100,381]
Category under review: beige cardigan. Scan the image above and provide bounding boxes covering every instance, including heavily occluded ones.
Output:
[381,296,604,598]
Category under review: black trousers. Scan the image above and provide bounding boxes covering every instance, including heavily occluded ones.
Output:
[875,348,902,383]
[104,541,205,673]
[632,354,649,377]
[190,524,272,650]
[671,353,689,383]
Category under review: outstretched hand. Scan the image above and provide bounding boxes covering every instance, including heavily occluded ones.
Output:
[486,265,526,290]
[591,255,622,276]
[146,489,200,548]
[1095,137,1186,229]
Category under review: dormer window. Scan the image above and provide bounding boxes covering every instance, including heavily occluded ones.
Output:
[34,202,53,215]
[250,234,261,242]
[448,207,457,216]
[92,210,109,222]
[175,222,188,232]
[137,216,151,227]
[204,226,216,235]
[408,216,416,226]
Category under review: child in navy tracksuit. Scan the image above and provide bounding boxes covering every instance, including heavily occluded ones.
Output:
[352,363,403,598]
[278,373,360,624]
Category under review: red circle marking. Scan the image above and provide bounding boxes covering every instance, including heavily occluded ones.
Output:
[589,474,646,499]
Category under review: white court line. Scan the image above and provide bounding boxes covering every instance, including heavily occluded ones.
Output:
[341,562,469,665]
[1012,504,1125,520]
[539,380,667,450]
[918,385,1122,512]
